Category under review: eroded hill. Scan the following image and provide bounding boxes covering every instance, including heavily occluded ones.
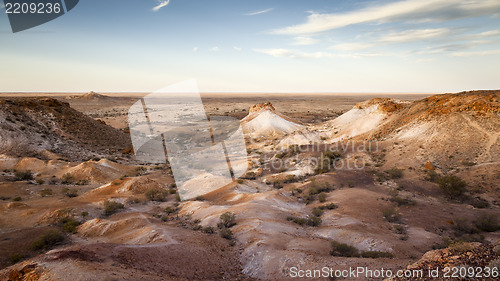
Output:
[0,97,131,161]
[0,91,499,280]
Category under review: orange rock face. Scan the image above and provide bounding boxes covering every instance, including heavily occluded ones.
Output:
[424,161,436,170]
[249,102,275,113]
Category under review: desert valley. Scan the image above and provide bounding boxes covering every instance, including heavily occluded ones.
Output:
[0,91,499,280]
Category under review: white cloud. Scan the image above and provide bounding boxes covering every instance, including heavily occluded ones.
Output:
[193,47,198,52]
[327,29,451,53]
[379,28,451,43]
[328,28,500,54]
[152,0,170,12]
[410,39,493,55]
[245,8,273,16]
[452,49,500,57]
[415,58,435,63]
[330,42,374,51]
[209,46,219,52]
[469,30,500,38]
[254,48,381,59]
[255,49,296,58]
[273,0,500,35]
[233,46,242,51]
[292,37,319,46]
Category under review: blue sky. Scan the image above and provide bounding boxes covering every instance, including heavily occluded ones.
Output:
[1,0,500,93]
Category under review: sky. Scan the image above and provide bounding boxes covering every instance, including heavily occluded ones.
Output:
[1,0,500,93]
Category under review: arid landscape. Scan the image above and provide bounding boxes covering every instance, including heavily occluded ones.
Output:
[0,91,499,280]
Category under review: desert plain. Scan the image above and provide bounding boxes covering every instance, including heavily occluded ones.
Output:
[0,91,499,280]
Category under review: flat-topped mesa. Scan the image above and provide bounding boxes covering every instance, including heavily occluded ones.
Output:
[249,102,275,113]
[81,91,105,99]
[67,91,109,100]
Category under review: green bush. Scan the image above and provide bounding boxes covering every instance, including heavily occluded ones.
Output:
[218,212,236,229]
[438,175,467,199]
[312,208,324,217]
[306,216,322,227]
[393,224,407,235]
[65,188,78,198]
[386,168,404,179]
[323,151,342,161]
[145,187,168,202]
[449,241,476,254]
[361,251,394,259]
[40,188,53,197]
[284,175,297,183]
[14,170,33,181]
[164,207,176,214]
[287,215,321,227]
[314,158,331,174]
[30,230,65,250]
[272,180,284,189]
[202,226,215,234]
[275,152,287,159]
[36,179,45,185]
[314,151,341,174]
[330,241,359,257]
[453,218,479,236]
[382,208,402,223]
[104,200,124,216]
[468,197,490,209]
[9,253,24,264]
[308,182,333,196]
[244,172,257,180]
[219,228,234,240]
[61,173,73,184]
[425,170,440,182]
[135,166,147,175]
[287,216,306,226]
[13,196,22,202]
[75,179,89,185]
[390,196,415,206]
[319,203,338,210]
[474,213,500,232]
[318,192,327,203]
[61,218,80,233]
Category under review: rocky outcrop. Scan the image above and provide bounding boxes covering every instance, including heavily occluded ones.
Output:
[249,102,275,113]
[354,98,409,113]
[390,242,500,281]
[242,102,303,138]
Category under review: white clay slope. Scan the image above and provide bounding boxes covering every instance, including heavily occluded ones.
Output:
[242,110,303,138]
[319,104,389,142]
